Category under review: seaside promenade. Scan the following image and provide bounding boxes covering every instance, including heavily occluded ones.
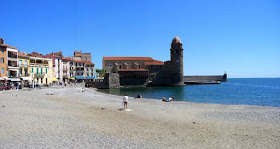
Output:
[0,87,280,148]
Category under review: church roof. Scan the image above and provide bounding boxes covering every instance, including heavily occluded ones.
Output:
[118,69,149,72]
[144,60,164,65]
[103,57,154,61]
[172,36,182,44]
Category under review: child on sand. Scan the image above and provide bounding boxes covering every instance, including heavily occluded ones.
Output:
[123,94,128,109]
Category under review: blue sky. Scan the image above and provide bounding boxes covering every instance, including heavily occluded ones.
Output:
[1,0,279,78]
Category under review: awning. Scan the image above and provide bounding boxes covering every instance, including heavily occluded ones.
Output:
[75,77,85,79]
[10,78,21,82]
[2,77,10,81]
[86,77,95,79]
[69,77,75,80]
[52,78,58,81]
[20,77,33,81]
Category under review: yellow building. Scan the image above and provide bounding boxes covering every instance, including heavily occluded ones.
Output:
[18,52,53,86]
[18,53,32,85]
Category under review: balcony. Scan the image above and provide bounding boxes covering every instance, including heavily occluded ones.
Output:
[30,63,48,67]
[34,73,46,78]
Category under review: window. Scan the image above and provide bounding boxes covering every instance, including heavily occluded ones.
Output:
[19,60,22,67]
[46,68,47,73]
[1,48,4,54]
[119,65,122,69]
[24,60,27,67]
[151,66,153,68]
[1,68,4,74]
[32,68,33,73]
[37,68,38,74]
[41,68,43,74]
[138,65,141,69]
[176,50,178,53]
[1,58,4,63]
[87,73,89,76]
[87,68,89,71]
[20,69,22,76]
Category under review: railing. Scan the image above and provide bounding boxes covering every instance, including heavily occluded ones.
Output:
[8,64,18,67]
[8,55,17,58]
[34,73,46,78]
[29,63,48,67]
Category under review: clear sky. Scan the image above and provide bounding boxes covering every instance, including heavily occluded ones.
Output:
[1,0,279,78]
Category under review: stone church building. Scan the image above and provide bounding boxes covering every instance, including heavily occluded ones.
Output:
[102,36,184,87]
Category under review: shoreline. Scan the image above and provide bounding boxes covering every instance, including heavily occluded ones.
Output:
[1,86,280,148]
[96,87,280,108]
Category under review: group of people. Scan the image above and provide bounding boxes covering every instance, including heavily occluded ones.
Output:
[122,94,175,110]
[162,96,174,102]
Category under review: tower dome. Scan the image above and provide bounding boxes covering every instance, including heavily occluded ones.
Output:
[172,36,182,44]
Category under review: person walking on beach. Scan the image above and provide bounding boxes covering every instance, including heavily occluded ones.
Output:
[123,94,128,109]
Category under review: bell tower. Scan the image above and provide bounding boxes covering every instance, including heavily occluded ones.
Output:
[169,36,184,85]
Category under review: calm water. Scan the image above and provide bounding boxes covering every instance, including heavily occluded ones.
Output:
[98,78,280,107]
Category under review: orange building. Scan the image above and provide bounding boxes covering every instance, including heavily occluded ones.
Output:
[0,38,7,77]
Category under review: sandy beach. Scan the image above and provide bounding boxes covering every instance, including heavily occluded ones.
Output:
[0,86,280,149]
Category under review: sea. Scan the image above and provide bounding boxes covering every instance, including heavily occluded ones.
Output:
[98,78,280,107]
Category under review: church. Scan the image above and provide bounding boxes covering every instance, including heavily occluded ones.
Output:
[102,36,184,86]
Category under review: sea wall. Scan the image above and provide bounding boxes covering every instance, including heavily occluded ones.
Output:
[184,74,227,83]
[85,73,120,89]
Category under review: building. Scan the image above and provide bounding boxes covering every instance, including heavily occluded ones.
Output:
[0,38,7,78]
[18,52,32,85]
[81,52,91,61]
[85,61,95,80]
[62,57,71,83]
[0,38,19,81]
[43,54,63,82]
[29,56,53,85]
[18,51,53,86]
[101,36,184,87]
[73,50,91,62]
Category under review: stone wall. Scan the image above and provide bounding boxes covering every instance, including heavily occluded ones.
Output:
[85,73,120,89]
[184,74,227,82]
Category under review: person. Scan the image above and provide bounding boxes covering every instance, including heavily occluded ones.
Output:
[167,97,173,102]
[162,96,166,102]
[137,94,142,98]
[123,94,128,109]
[171,96,174,101]
[15,82,18,90]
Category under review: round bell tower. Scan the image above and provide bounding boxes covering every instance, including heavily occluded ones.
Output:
[169,36,184,85]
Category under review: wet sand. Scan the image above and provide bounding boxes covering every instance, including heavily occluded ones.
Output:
[1,87,280,148]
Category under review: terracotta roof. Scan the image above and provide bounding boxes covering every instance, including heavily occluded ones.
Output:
[118,69,149,72]
[74,60,85,63]
[62,57,72,60]
[85,61,94,65]
[28,52,44,58]
[103,57,154,61]
[18,53,30,58]
[0,43,17,49]
[145,60,164,65]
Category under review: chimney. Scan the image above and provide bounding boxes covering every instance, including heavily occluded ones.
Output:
[0,38,4,44]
